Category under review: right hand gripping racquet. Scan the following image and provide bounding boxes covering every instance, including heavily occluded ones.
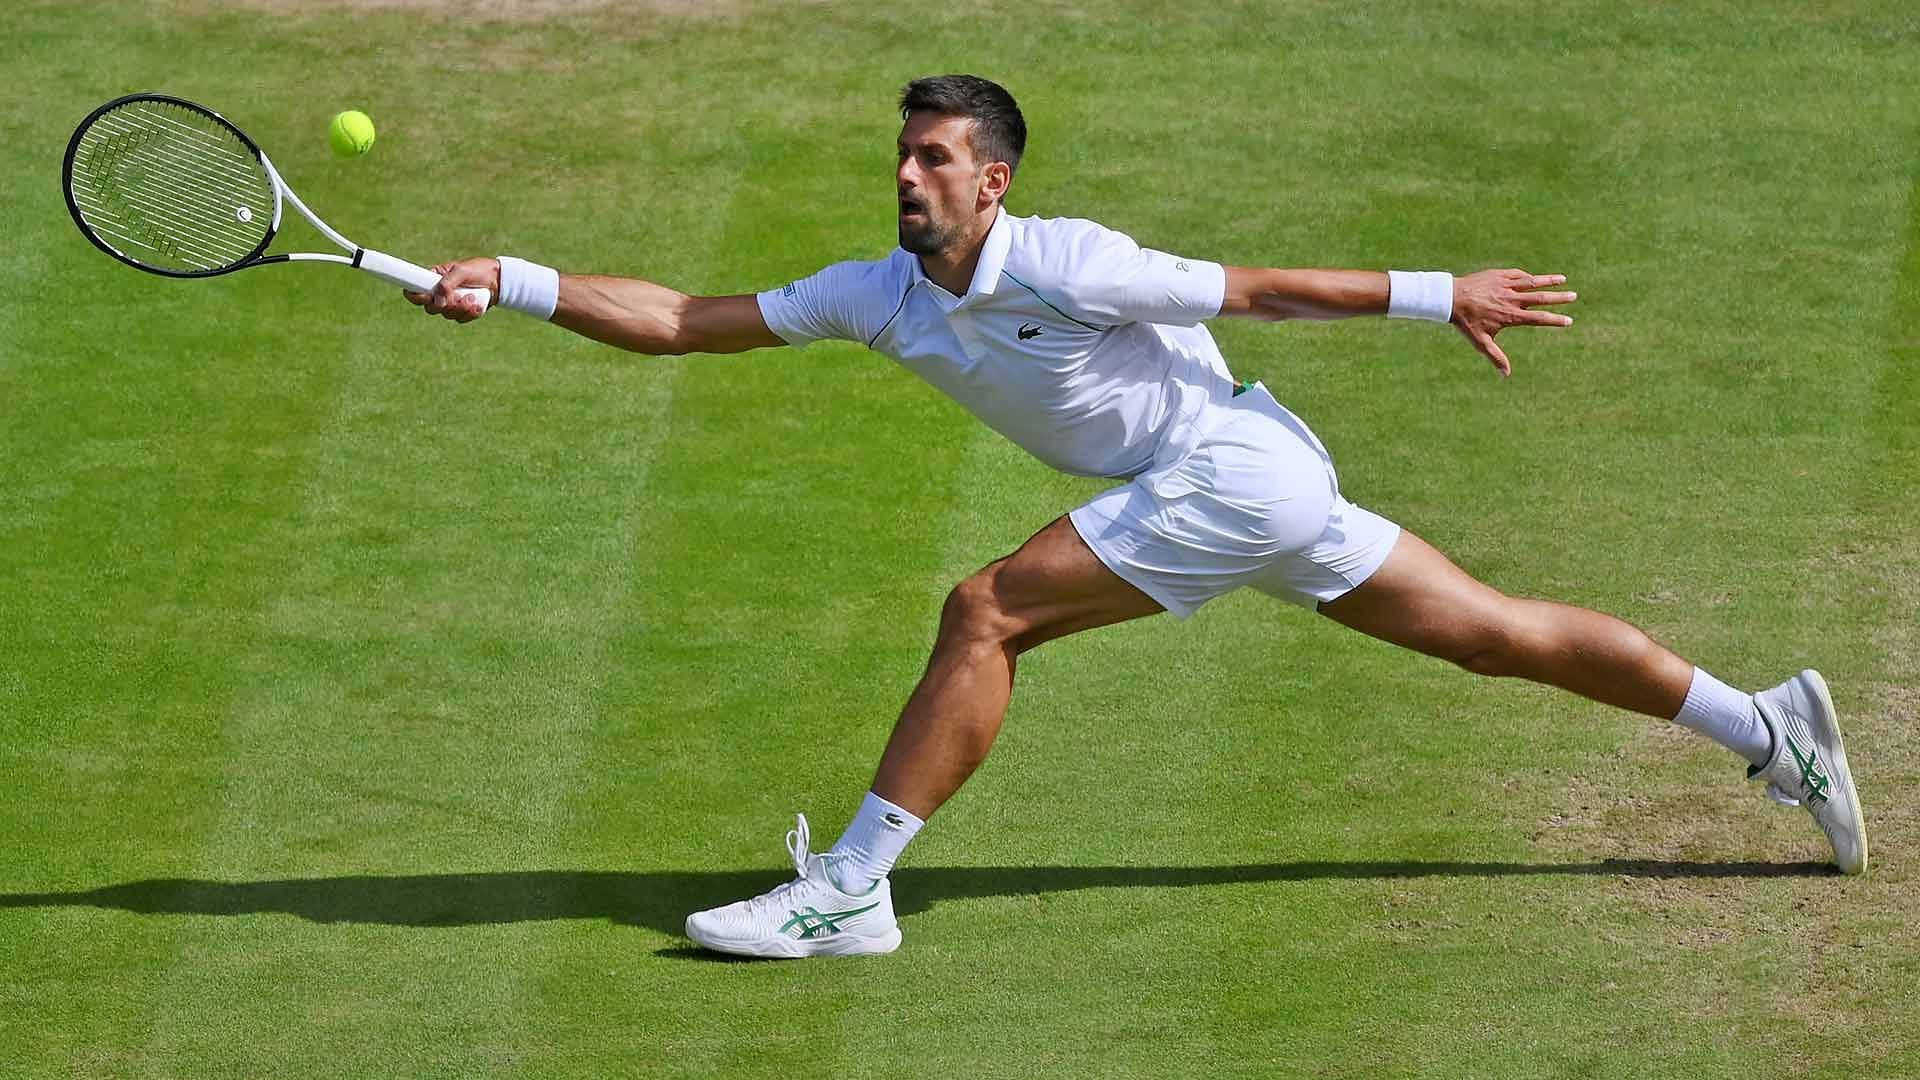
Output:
[62,92,489,311]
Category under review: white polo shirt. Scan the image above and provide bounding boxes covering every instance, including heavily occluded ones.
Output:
[757,210,1235,489]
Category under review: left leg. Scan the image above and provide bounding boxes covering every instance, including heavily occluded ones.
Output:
[1318,527,1866,873]
[1316,528,1694,718]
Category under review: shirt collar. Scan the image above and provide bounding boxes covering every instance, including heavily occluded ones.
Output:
[965,207,1011,298]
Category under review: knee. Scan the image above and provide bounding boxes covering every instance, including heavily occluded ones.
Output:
[939,569,1021,649]
[1453,632,1528,678]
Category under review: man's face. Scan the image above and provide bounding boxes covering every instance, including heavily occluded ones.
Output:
[896,112,987,256]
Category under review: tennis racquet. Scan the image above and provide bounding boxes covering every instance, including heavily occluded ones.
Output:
[62,92,488,311]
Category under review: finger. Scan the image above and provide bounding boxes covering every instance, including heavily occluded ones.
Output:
[440,260,498,289]
[422,264,457,311]
[1526,274,1567,288]
[1516,290,1578,307]
[403,289,430,307]
[1518,309,1574,328]
[432,262,497,316]
[429,262,471,309]
[430,292,472,320]
[1471,325,1511,376]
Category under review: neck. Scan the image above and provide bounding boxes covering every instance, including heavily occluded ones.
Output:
[917,206,999,296]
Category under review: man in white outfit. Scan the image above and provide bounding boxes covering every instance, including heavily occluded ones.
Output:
[412,75,1867,959]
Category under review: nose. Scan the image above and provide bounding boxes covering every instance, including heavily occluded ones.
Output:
[896,154,918,190]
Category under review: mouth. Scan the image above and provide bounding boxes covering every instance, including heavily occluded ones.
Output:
[898,195,926,219]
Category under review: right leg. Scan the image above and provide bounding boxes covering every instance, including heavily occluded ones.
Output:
[684,514,1163,957]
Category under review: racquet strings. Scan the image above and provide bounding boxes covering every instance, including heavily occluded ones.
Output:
[68,98,275,273]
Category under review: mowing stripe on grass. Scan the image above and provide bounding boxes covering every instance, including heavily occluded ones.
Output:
[107,120,763,1080]
[113,353,686,1075]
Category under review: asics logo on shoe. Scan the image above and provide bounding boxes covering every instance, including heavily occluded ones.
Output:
[780,903,881,940]
[1783,727,1832,808]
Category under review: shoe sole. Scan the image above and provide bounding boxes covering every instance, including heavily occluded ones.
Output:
[1800,670,1868,875]
[685,924,902,959]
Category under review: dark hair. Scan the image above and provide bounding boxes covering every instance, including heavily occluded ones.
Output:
[899,75,1026,177]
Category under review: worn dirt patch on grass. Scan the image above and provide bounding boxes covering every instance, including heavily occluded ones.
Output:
[1516,337,1920,1067]
[151,0,761,18]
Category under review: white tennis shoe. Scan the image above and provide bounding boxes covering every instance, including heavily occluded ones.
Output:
[1750,670,1868,875]
[684,814,902,958]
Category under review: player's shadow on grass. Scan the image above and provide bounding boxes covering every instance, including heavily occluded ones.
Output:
[0,859,1832,940]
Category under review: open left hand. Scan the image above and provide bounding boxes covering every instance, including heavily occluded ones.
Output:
[1450,268,1576,377]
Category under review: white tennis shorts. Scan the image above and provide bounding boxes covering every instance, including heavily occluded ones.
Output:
[1069,382,1401,618]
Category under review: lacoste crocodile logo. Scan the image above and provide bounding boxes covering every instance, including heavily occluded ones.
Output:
[1017,322,1043,340]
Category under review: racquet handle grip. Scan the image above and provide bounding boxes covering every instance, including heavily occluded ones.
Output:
[357,248,492,314]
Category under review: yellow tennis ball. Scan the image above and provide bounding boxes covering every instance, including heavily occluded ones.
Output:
[328,110,376,159]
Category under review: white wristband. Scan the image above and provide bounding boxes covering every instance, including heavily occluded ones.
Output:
[495,255,560,320]
[1387,270,1453,322]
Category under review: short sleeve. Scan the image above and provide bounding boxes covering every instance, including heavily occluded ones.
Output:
[756,260,886,348]
[1054,224,1225,327]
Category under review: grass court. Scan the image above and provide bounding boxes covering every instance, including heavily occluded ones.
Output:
[2,2,1917,1076]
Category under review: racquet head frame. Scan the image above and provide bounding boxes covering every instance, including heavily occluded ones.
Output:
[63,91,286,278]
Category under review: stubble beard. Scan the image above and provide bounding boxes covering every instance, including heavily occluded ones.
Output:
[898,212,958,256]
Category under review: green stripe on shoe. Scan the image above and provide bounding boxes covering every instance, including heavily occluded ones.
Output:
[779,902,881,939]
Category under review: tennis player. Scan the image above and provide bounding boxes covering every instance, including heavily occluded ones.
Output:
[410,75,1867,958]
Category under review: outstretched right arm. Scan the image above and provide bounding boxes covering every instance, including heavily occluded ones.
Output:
[407,256,784,356]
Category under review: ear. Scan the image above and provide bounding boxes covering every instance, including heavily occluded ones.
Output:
[976,160,1011,210]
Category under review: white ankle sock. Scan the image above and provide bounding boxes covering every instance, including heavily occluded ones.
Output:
[827,791,925,893]
[1673,667,1772,766]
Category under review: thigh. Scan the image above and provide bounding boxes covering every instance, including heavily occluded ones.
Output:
[1313,527,1515,659]
[983,514,1167,651]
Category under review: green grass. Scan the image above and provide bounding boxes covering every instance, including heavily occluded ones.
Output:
[3,1,1918,1076]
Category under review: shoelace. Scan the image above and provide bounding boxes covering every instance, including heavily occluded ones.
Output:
[739,813,818,918]
[786,813,813,877]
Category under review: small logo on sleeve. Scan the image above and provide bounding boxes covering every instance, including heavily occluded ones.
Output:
[1017,322,1043,340]
[782,282,797,297]
[1175,260,1191,272]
